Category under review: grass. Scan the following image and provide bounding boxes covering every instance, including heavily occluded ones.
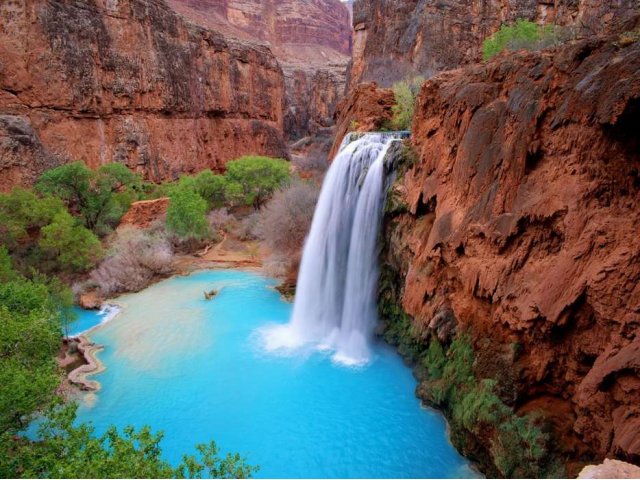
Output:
[482,19,567,61]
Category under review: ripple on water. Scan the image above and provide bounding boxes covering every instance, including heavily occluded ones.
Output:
[76,269,480,479]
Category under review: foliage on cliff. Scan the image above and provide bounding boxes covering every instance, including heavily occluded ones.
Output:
[482,20,566,61]
[378,252,561,478]
[390,77,424,130]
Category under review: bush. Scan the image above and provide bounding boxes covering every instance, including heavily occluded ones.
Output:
[235,212,260,241]
[180,170,228,209]
[482,19,565,61]
[225,156,290,209]
[38,212,103,273]
[207,208,236,235]
[36,162,142,235]
[391,76,424,130]
[166,186,209,240]
[89,226,173,297]
[0,188,66,251]
[255,181,319,256]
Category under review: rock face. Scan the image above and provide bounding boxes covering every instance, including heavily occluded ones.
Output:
[379,34,640,472]
[349,0,640,88]
[0,0,287,191]
[327,82,395,160]
[118,198,170,230]
[168,0,352,140]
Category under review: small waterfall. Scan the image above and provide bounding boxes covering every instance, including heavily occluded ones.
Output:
[262,132,406,365]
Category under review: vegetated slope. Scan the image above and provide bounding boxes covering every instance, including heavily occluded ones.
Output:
[0,0,287,191]
[378,32,640,475]
[348,0,639,87]
[167,0,352,140]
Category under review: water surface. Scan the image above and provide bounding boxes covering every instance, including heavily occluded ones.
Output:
[76,270,477,478]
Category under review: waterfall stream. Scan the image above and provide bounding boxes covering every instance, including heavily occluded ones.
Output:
[262,132,407,365]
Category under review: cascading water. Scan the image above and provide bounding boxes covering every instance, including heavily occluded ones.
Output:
[262,132,407,365]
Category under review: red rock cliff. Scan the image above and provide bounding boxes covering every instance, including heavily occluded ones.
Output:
[379,33,640,473]
[0,0,287,190]
[168,0,352,140]
[349,0,639,88]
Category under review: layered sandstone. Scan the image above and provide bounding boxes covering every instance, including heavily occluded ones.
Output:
[378,33,640,472]
[168,0,352,140]
[349,0,640,88]
[0,0,287,191]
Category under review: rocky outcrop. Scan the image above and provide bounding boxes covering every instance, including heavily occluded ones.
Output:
[168,0,352,141]
[578,459,640,479]
[349,0,640,88]
[118,198,170,229]
[328,82,395,159]
[0,0,287,191]
[379,33,640,474]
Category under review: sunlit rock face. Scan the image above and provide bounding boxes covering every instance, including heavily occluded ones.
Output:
[379,32,640,471]
[168,0,352,140]
[348,0,640,88]
[0,0,287,190]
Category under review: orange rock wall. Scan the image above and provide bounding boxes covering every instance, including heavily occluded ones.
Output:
[349,0,640,88]
[0,0,287,190]
[381,35,640,465]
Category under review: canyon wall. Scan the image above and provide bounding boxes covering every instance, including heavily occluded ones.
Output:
[0,0,287,190]
[376,32,639,475]
[168,0,352,140]
[349,0,640,88]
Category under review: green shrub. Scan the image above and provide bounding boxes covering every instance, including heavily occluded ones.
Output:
[36,162,142,235]
[225,156,290,209]
[0,188,66,250]
[39,212,103,273]
[482,19,564,61]
[422,339,446,380]
[491,414,549,477]
[193,170,228,208]
[379,298,424,361]
[166,186,209,240]
[391,76,424,131]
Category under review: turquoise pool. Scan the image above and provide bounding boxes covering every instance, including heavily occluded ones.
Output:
[75,270,477,478]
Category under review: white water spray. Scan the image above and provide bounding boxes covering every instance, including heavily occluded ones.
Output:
[262,132,405,365]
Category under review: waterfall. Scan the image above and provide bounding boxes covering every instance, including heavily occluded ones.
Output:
[262,132,406,366]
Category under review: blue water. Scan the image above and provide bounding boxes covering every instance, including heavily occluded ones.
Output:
[75,270,477,478]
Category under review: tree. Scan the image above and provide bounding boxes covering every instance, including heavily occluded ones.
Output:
[0,188,66,250]
[166,186,209,240]
[0,403,257,479]
[36,162,142,235]
[39,212,103,273]
[192,170,228,209]
[224,156,290,209]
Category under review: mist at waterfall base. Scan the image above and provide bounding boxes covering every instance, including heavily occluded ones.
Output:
[75,270,477,478]
[260,133,401,366]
